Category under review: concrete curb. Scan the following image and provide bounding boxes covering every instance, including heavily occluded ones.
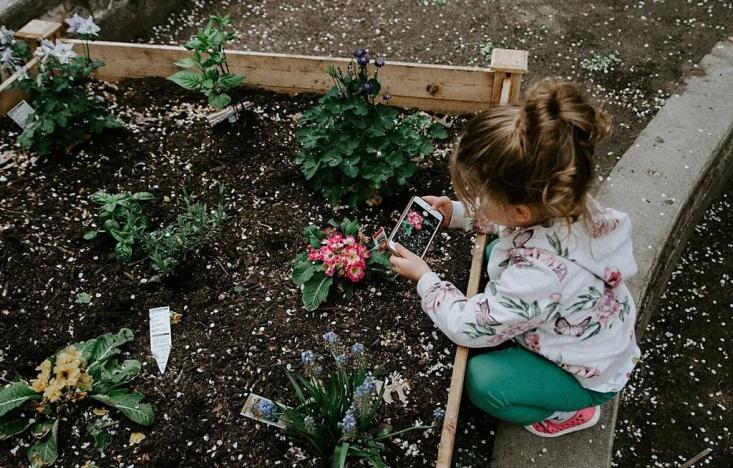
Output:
[491,39,733,468]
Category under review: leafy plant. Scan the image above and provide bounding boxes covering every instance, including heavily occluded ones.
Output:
[0,25,31,76]
[279,332,435,467]
[292,218,392,311]
[142,193,226,277]
[0,328,154,467]
[84,191,154,263]
[581,50,621,74]
[13,15,121,156]
[168,14,245,109]
[295,47,448,206]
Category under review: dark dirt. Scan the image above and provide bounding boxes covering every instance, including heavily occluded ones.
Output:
[613,186,732,468]
[0,77,496,467]
[142,0,733,180]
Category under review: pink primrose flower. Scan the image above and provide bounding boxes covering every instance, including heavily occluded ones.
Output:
[407,211,424,230]
[346,261,366,282]
[307,247,322,262]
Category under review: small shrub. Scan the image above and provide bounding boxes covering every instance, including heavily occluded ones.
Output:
[0,328,154,467]
[142,194,225,277]
[296,47,448,206]
[168,14,246,108]
[292,218,392,311]
[580,50,621,74]
[14,15,122,156]
[84,191,155,263]
[280,332,435,467]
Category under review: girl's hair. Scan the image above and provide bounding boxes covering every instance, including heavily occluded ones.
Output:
[450,77,611,224]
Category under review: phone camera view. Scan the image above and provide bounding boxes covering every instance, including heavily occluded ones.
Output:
[393,206,439,255]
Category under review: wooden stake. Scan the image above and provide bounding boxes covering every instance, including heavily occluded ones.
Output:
[436,48,526,466]
[680,448,713,468]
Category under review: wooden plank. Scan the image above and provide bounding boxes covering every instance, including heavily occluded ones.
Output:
[436,73,518,468]
[435,232,487,468]
[490,71,507,106]
[15,20,63,49]
[0,58,37,115]
[72,40,503,114]
[490,48,529,74]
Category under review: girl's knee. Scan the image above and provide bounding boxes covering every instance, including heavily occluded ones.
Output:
[465,354,507,410]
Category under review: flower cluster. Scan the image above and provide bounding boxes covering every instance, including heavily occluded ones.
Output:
[34,39,77,65]
[0,25,30,74]
[29,345,93,405]
[292,219,393,311]
[407,210,424,230]
[65,13,100,37]
[307,229,372,282]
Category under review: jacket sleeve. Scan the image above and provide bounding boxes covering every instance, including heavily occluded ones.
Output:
[416,262,561,348]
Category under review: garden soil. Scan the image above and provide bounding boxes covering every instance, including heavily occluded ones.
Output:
[0,78,495,467]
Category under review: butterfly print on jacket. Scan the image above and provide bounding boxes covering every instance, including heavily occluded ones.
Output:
[554,316,592,337]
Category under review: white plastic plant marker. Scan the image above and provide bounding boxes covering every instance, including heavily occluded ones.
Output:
[149,306,172,374]
[240,393,286,429]
[7,100,35,129]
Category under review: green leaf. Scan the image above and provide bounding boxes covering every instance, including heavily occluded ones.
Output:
[332,442,350,468]
[208,93,231,108]
[131,192,155,201]
[303,225,324,248]
[168,70,203,91]
[0,382,41,418]
[86,328,135,374]
[115,242,133,263]
[174,57,196,69]
[219,73,245,89]
[301,273,333,311]
[91,390,154,426]
[430,123,449,139]
[88,419,117,455]
[83,229,98,240]
[27,418,58,468]
[292,262,318,286]
[0,416,34,440]
[93,359,142,394]
[29,419,55,439]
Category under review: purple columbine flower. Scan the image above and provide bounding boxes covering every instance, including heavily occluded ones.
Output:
[353,48,367,58]
[433,408,446,421]
[65,13,85,34]
[375,57,385,67]
[357,55,369,66]
[362,82,373,93]
[382,93,392,101]
[0,26,14,46]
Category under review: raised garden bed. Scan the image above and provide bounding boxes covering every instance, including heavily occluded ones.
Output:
[0,24,527,466]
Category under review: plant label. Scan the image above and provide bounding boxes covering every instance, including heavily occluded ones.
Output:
[240,393,286,429]
[149,306,172,374]
[8,100,35,129]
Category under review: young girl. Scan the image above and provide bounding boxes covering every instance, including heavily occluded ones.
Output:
[389,78,640,437]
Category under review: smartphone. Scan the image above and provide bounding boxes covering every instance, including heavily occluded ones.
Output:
[388,196,443,258]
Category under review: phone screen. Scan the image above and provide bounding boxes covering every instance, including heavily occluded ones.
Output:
[390,198,442,258]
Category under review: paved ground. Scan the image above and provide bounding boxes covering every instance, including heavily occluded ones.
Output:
[614,183,732,467]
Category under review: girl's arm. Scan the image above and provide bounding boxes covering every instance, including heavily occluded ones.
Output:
[416,263,561,348]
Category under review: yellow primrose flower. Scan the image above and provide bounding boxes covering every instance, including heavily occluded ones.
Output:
[56,345,82,366]
[54,361,81,388]
[30,359,52,393]
[76,372,93,391]
[43,378,62,403]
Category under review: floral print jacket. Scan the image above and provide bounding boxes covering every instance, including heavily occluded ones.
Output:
[416,197,641,390]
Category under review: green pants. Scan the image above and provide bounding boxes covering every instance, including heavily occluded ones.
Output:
[465,238,616,426]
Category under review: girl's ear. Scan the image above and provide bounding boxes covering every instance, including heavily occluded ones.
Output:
[512,204,535,225]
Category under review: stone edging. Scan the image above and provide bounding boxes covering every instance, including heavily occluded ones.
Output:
[490,38,733,468]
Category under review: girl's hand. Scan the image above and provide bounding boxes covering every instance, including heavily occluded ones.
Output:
[389,243,431,282]
[422,195,453,227]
